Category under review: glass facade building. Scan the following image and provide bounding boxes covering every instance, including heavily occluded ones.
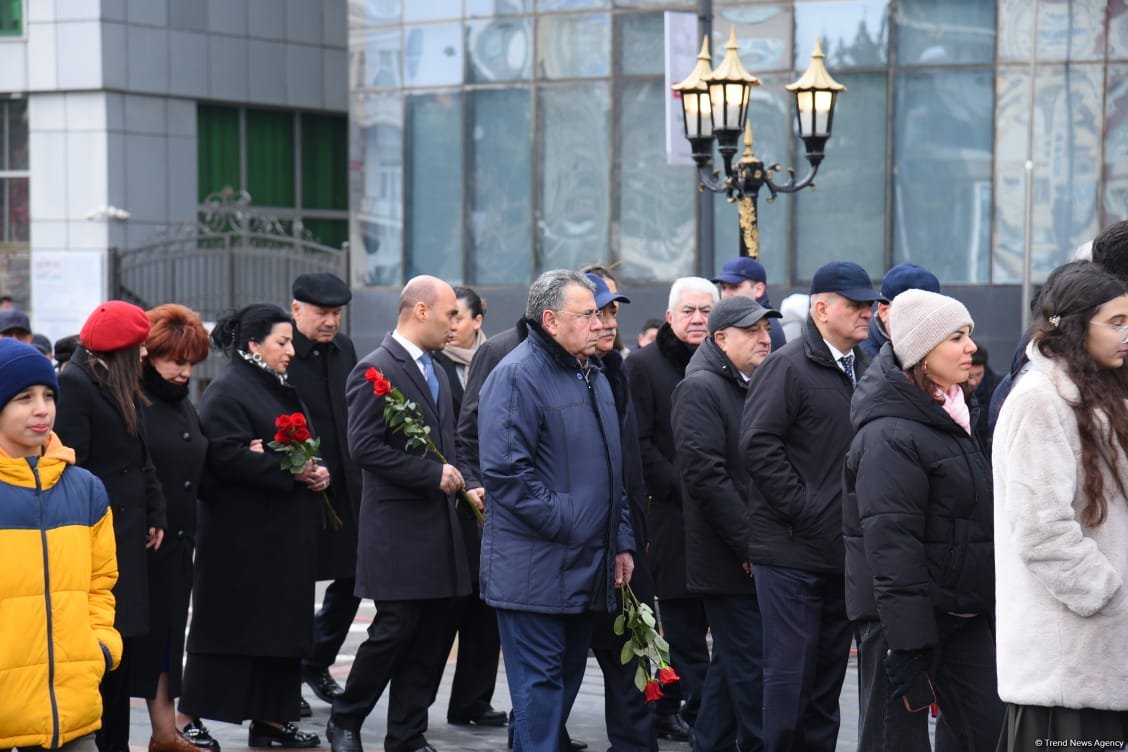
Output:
[349,0,1128,290]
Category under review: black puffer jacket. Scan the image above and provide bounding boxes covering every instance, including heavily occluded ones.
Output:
[843,343,995,651]
[671,337,755,595]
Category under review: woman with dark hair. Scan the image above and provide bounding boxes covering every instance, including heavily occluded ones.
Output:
[434,285,487,414]
[55,301,167,752]
[844,289,1002,750]
[130,305,217,752]
[994,261,1128,748]
[179,303,327,747]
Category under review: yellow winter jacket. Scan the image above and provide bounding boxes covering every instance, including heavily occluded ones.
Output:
[0,432,121,749]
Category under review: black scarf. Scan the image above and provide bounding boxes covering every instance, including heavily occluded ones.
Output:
[142,362,190,403]
[656,322,696,372]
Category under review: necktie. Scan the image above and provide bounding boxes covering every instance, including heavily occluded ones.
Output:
[839,354,856,387]
[420,352,440,404]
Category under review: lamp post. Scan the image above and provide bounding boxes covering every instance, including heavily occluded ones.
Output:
[673,29,845,260]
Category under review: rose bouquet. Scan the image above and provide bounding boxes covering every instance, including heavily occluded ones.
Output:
[614,582,680,701]
[364,367,484,524]
[268,412,342,530]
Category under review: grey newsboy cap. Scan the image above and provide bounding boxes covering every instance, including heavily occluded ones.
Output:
[292,273,352,307]
[708,296,781,334]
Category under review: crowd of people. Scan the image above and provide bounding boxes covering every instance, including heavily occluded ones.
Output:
[4,221,1128,752]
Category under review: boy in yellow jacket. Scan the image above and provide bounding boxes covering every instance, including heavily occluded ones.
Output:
[0,338,121,750]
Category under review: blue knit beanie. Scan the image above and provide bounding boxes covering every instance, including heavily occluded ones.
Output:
[0,338,59,409]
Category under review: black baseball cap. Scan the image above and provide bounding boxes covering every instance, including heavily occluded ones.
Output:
[708,296,781,334]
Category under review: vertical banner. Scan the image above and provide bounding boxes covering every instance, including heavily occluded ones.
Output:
[665,11,698,166]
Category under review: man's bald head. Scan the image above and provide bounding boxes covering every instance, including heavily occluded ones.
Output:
[396,275,459,351]
[399,275,446,318]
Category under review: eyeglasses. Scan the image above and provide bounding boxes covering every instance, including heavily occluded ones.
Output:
[1091,320,1128,344]
[555,309,599,323]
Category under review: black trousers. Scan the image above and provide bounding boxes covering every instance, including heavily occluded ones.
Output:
[695,593,764,752]
[95,637,135,752]
[856,614,1003,752]
[446,582,502,720]
[303,577,362,673]
[755,565,852,752]
[331,597,462,752]
[654,596,709,725]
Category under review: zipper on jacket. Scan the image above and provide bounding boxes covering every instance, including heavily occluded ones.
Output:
[32,459,62,748]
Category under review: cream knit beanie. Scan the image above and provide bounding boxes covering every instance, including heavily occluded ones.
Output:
[889,289,974,368]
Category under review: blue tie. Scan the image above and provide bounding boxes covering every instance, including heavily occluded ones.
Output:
[839,354,856,387]
[420,352,440,404]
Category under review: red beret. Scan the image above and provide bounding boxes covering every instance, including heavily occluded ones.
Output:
[80,300,151,353]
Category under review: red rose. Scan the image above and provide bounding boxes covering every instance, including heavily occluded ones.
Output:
[658,665,679,686]
[292,426,311,442]
[290,413,307,428]
[275,414,293,429]
[364,367,381,385]
[273,429,290,444]
[373,376,392,397]
[643,679,663,703]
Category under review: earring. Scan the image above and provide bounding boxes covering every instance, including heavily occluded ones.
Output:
[1049,314,1061,328]
[922,361,928,373]
[252,351,263,363]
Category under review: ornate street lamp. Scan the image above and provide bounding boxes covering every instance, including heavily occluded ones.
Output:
[674,29,845,259]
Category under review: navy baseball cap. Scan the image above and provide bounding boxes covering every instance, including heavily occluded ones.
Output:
[585,272,630,310]
[712,257,767,286]
[809,261,886,303]
[880,263,941,301]
[0,309,31,335]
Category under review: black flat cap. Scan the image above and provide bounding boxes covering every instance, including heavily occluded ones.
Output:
[292,273,352,307]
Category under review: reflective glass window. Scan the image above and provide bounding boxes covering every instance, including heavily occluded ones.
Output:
[354,0,401,25]
[618,13,664,76]
[537,83,611,272]
[358,27,402,89]
[893,69,993,283]
[0,0,21,36]
[537,13,611,78]
[355,93,404,285]
[538,0,609,10]
[793,72,887,281]
[1,178,28,243]
[2,99,27,171]
[468,18,533,82]
[467,0,530,16]
[404,0,461,22]
[1105,64,1128,226]
[1109,0,1128,59]
[794,1,889,69]
[404,23,464,87]
[993,64,1103,283]
[469,89,533,284]
[895,0,995,65]
[406,92,463,283]
[619,80,695,282]
[713,5,791,73]
[998,0,1105,63]
[245,109,296,208]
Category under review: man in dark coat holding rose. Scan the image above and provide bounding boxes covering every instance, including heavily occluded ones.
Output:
[327,275,477,752]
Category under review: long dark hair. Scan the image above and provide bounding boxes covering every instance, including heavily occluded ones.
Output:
[211,303,290,356]
[84,346,146,436]
[453,286,487,320]
[1034,261,1128,526]
[905,359,973,404]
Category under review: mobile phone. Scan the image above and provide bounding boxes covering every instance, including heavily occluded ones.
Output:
[900,672,936,713]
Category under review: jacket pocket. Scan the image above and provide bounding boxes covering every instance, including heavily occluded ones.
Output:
[941,519,970,589]
[100,642,112,676]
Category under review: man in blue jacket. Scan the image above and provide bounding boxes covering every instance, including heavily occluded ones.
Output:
[478,269,636,752]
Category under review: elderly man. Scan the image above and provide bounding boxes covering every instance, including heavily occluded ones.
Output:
[712,257,786,351]
[741,261,884,752]
[327,276,478,752]
[478,269,635,752]
[859,263,940,358]
[285,273,363,715]
[625,276,718,739]
[672,297,780,752]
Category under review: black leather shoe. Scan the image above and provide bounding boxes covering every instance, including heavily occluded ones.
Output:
[248,722,320,748]
[303,668,345,703]
[448,708,508,727]
[181,720,220,752]
[655,713,691,742]
[298,697,312,718]
[326,719,363,752]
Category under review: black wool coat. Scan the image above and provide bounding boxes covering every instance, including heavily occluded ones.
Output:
[434,350,482,579]
[625,323,696,599]
[286,327,362,581]
[346,334,471,602]
[844,344,995,651]
[187,357,319,657]
[740,317,871,575]
[132,365,207,695]
[671,338,756,596]
[55,347,167,637]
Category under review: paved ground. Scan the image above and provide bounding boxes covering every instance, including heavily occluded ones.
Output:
[127,587,873,752]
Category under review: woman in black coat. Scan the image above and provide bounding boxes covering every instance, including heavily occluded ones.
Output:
[844,290,1001,751]
[55,300,167,752]
[130,305,215,752]
[179,304,327,747]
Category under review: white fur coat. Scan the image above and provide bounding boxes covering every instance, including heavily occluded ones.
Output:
[993,343,1128,710]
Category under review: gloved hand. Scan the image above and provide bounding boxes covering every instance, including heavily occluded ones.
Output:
[883,648,932,700]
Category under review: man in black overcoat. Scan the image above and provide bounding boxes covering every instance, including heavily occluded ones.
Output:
[286,273,363,712]
[327,275,477,752]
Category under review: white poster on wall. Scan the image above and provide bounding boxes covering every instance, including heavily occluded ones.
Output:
[31,250,107,343]
[665,11,700,167]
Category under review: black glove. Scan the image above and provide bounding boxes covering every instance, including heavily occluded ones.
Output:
[883,648,932,700]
